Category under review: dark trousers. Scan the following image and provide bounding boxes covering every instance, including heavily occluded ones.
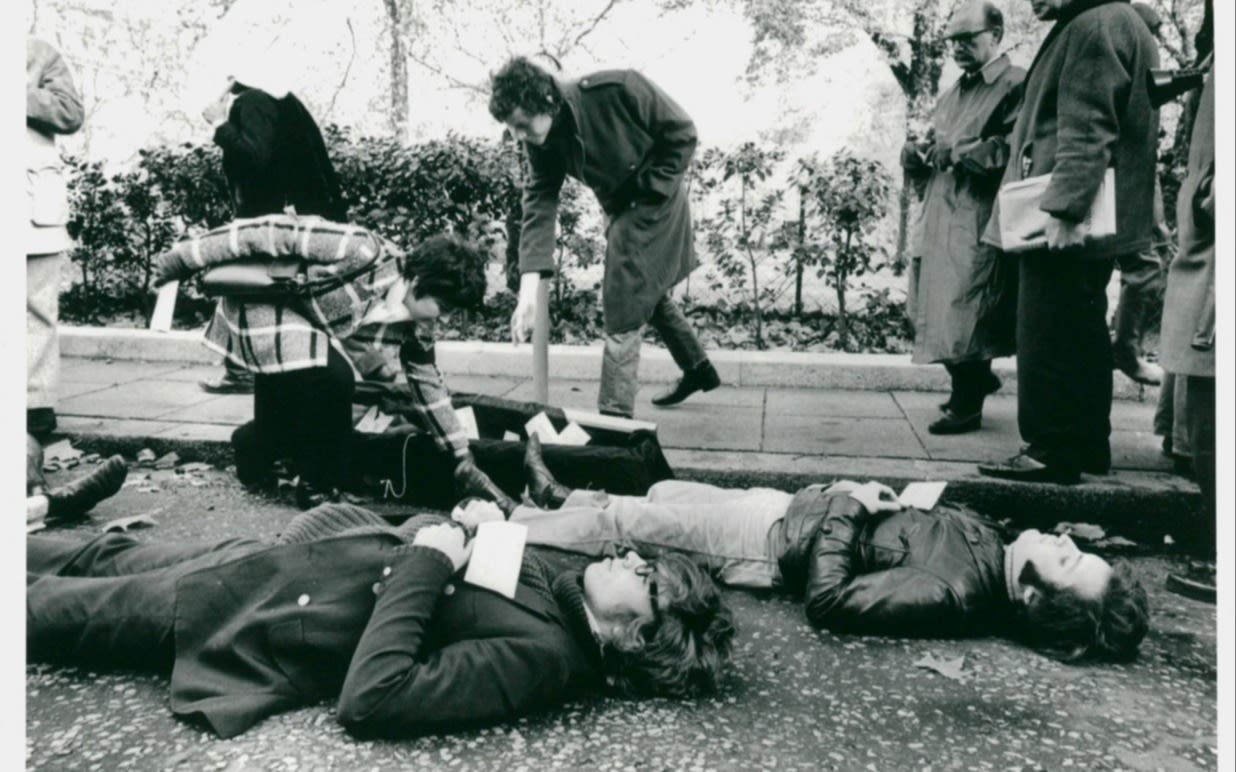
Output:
[1185,375,1215,555]
[1111,249,1164,367]
[248,345,355,488]
[1016,253,1115,473]
[27,534,264,671]
[943,359,995,415]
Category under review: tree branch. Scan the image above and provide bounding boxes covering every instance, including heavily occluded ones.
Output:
[564,0,620,54]
[327,17,358,117]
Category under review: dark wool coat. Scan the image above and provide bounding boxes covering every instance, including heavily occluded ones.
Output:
[170,508,601,738]
[519,70,698,333]
[1159,72,1214,377]
[214,89,347,222]
[982,0,1160,259]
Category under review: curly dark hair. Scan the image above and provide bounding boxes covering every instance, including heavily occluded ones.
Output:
[488,56,561,122]
[1021,560,1150,662]
[402,234,489,311]
[602,552,736,698]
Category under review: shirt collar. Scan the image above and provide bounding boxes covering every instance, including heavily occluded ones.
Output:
[977,52,1011,84]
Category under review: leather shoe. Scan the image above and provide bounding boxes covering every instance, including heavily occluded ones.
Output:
[651,361,721,407]
[939,372,1002,412]
[295,479,341,511]
[1114,356,1163,386]
[928,409,981,435]
[977,453,1080,485]
[46,455,129,521]
[525,434,571,509]
[200,371,255,394]
[454,460,517,517]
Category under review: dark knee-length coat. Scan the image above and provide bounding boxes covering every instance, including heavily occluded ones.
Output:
[518,70,698,334]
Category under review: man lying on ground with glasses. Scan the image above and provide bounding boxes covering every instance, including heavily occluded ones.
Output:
[454,437,1149,664]
[27,500,735,739]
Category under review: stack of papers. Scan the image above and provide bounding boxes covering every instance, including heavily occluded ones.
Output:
[523,411,591,446]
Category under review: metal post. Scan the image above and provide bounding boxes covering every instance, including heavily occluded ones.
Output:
[532,277,550,404]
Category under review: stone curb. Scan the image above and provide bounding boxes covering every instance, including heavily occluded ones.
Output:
[62,429,1203,550]
[61,326,1156,400]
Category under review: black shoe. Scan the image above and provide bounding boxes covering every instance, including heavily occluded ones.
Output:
[928,409,982,435]
[1114,356,1163,386]
[27,407,58,438]
[454,460,517,517]
[295,479,341,511]
[651,361,721,407]
[46,455,129,521]
[200,371,255,395]
[938,372,1002,412]
[978,453,1080,485]
[1166,566,1216,603]
[525,434,571,509]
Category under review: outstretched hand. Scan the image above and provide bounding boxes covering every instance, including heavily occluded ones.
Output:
[451,498,505,531]
[510,272,542,344]
[413,522,473,571]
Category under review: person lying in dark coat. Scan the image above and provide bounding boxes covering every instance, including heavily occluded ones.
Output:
[479,439,1149,663]
[27,505,735,739]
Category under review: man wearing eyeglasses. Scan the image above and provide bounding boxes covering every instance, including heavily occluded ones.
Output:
[902,1,1024,437]
[27,503,734,738]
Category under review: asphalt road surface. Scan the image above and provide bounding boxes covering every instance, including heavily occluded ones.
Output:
[26,463,1217,771]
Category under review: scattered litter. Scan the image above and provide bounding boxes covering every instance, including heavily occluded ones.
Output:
[42,462,61,474]
[81,453,101,464]
[1053,522,1106,541]
[154,451,180,470]
[43,439,83,464]
[1164,534,1176,546]
[176,462,214,474]
[103,513,158,533]
[136,486,161,494]
[1093,535,1140,550]
[63,457,81,470]
[913,653,967,681]
[136,448,157,467]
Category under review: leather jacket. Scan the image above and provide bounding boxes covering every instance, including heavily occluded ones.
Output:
[777,487,1012,637]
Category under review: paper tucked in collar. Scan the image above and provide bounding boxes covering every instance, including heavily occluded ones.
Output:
[463,521,528,599]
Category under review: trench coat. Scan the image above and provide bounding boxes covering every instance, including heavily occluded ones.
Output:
[906,54,1024,364]
[519,70,697,334]
[26,38,83,256]
[981,0,1159,260]
[1158,72,1214,377]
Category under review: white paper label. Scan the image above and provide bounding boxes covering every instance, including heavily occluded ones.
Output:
[150,281,179,332]
[463,521,527,599]
[899,481,947,511]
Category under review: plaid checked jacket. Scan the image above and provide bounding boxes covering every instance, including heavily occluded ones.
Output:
[158,216,471,460]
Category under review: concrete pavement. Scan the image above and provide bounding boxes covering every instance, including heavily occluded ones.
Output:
[52,341,1203,545]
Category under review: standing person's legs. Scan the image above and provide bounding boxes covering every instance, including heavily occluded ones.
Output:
[27,252,63,437]
[599,327,643,418]
[1184,375,1215,555]
[649,293,721,408]
[1111,250,1164,384]
[1016,253,1115,475]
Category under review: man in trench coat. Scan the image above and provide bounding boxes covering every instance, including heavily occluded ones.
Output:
[978,0,1159,484]
[903,0,1024,435]
[490,57,720,418]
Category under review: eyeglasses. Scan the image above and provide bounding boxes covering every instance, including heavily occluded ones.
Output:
[948,30,992,47]
[634,560,661,622]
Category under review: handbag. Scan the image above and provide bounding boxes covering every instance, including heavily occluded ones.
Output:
[199,258,307,300]
[997,167,1116,253]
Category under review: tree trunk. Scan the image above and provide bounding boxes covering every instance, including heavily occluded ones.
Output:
[795,191,805,317]
[894,172,912,270]
[382,0,409,139]
[836,230,853,350]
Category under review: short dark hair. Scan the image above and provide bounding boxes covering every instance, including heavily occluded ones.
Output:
[488,56,561,122]
[1022,560,1149,662]
[602,552,736,698]
[983,2,1004,32]
[402,234,488,311]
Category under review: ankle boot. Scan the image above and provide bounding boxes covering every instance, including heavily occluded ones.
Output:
[454,460,517,517]
[524,434,571,509]
[47,455,128,521]
[651,361,721,407]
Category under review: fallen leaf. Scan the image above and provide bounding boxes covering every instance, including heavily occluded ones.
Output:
[1092,535,1140,550]
[154,451,180,470]
[913,653,967,681]
[103,513,158,533]
[137,486,161,494]
[136,448,157,466]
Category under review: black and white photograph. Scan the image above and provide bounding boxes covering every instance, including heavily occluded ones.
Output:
[7,0,1231,768]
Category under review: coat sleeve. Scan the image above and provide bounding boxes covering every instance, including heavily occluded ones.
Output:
[622,71,697,204]
[399,324,471,460]
[802,504,964,636]
[336,545,574,737]
[213,91,280,177]
[517,144,566,275]
[1040,19,1137,222]
[26,41,84,135]
[953,78,1024,182]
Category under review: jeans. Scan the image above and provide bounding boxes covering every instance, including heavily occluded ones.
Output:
[511,480,790,588]
[27,534,265,671]
[598,294,707,417]
[1111,248,1165,367]
[27,252,63,409]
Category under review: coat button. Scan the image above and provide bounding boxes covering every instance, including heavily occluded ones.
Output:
[443,583,456,596]
[822,525,833,535]
[581,78,589,86]
[297,594,310,606]
[382,566,392,577]
[372,582,383,595]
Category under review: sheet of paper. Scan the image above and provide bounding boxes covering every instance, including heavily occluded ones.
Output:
[561,408,657,434]
[899,481,947,511]
[503,431,521,442]
[463,521,527,599]
[150,280,179,332]
[555,422,591,446]
[455,406,480,440]
[524,411,559,443]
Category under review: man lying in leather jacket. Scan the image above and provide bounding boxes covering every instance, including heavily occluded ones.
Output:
[464,439,1149,663]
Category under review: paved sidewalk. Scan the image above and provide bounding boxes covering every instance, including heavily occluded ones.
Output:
[54,355,1202,542]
